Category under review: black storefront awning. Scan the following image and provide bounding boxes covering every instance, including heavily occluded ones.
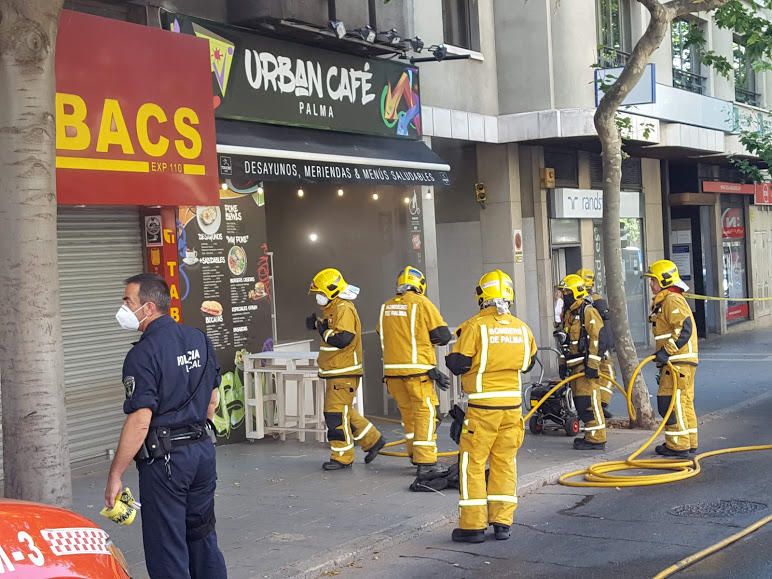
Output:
[216,120,451,186]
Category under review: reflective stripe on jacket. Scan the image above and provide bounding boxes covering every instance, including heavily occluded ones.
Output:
[451,307,537,408]
[318,299,363,377]
[650,290,698,365]
[377,292,447,376]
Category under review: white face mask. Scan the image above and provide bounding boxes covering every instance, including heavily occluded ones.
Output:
[116,303,147,331]
[315,294,330,307]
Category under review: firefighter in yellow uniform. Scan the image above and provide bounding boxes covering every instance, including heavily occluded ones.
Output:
[558,274,610,450]
[643,259,699,458]
[445,270,536,543]
[577,268,616,418]
[377,266,452,483]
[307,268,386,470]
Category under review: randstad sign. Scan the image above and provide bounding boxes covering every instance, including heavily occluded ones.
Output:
[55,10,218,205]
[550,188,641,219]
[163,12,422,139]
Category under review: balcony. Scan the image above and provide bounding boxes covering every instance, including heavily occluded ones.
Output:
[598,47,630,68]
[672,69,706,95]
[735,87,761,108]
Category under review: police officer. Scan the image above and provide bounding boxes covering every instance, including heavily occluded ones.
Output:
[558,274,610,450]
[445,270,537,543]
[576,268,616,417]
[377,266,452,484]
[307,268,386,470]
[104,273,227,579]
[643,260,699,458]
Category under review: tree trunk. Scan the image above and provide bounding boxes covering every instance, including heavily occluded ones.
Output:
[0,0,70,505]
[594,1,676,429]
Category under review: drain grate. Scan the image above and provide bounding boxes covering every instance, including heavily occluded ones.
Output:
[669,499,768,518]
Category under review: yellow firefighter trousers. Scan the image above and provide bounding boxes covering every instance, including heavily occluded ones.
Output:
[324,377,382,465]
[386,376,439,464]
[657,365,698,452]
[458,407,524,530]
[599,358,615,407]
[571,377,607,444]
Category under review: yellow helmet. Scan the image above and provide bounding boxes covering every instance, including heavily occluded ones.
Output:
[643,259,683,289]
[397,266,427,294]
[558,274,588,300]
[476,269,515,304]
[576,268,595,289]
[309,268,347,300]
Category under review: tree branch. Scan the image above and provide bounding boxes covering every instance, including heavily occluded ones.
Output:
[665,0,730,18]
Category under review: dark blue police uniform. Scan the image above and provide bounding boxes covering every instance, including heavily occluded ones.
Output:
[123,315,227,579]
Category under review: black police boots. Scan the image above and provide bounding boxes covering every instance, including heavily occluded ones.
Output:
[573,438,606,450]
[655,444,689,459]
[364,436,387,464]
[322,460,352,471]
[492,524,511,541]
[451,528,485,543]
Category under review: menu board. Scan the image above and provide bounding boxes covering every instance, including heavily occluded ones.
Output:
[177,189,273,441]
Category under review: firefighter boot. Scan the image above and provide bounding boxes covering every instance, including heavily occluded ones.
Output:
[322,460,352,471]
[451,528,485,544]
[364,436,387,464]
[573,437,606,450]
[492,524,511,541]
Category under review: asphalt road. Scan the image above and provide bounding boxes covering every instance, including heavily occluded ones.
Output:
[335,395,772,579]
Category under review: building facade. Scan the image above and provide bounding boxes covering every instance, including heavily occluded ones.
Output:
[11,0,766,470]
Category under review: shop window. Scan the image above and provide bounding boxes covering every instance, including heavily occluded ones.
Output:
[442,0,481,51]
[544,149,579,188]
[596,0,632,67]
[734,37,760,107]
[589,154,642,190]
[671,18,706,95]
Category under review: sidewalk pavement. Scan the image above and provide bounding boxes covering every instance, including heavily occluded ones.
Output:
[68,326,772,578]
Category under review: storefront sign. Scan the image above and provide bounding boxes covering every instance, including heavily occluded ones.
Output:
[221,154,450,186]
[143,208,183,322]
[702,181,755,195]
[755,182,772,206]
[164,13,422,140]
[721,207,745,239]
[55,10,218,206]
[550,188,641,219]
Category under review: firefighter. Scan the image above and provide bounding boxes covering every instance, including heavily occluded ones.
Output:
[307,268,386,470]
[557,274,610,450]
[643,259,699,458]
[576,268,616,418]
[377,266,452,484]
[445,270,537,543]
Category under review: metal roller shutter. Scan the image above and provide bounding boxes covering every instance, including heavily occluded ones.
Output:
[58,207,143,465]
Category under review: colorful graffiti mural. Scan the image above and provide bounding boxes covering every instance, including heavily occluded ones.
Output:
[380,69,421,137]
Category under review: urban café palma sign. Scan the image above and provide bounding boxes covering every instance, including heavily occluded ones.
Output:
[163,13,423,140]
[54,10,219,205]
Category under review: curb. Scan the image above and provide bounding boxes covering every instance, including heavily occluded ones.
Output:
[274,389,772,579]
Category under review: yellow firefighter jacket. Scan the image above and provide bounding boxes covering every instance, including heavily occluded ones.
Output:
[377,291,448,376]
[449,307,537,408]
[650,289,699,366]
[317,298,363,378]
[561,299,606,372]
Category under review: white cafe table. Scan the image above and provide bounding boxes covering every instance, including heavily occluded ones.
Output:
[243,351,364,442]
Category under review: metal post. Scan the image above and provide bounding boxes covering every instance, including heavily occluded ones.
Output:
[267,251,278,344]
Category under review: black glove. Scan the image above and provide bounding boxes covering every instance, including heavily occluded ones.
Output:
[559,363,568,379]
[428,367,450,391]
[316,318,330,337]
[553,329,567,346]
[305,313,318,331]
[448,404,465,445]
[584,365,599,379]
[655,348,670,365]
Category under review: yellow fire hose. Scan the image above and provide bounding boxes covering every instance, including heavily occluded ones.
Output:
[558,356,772,488]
